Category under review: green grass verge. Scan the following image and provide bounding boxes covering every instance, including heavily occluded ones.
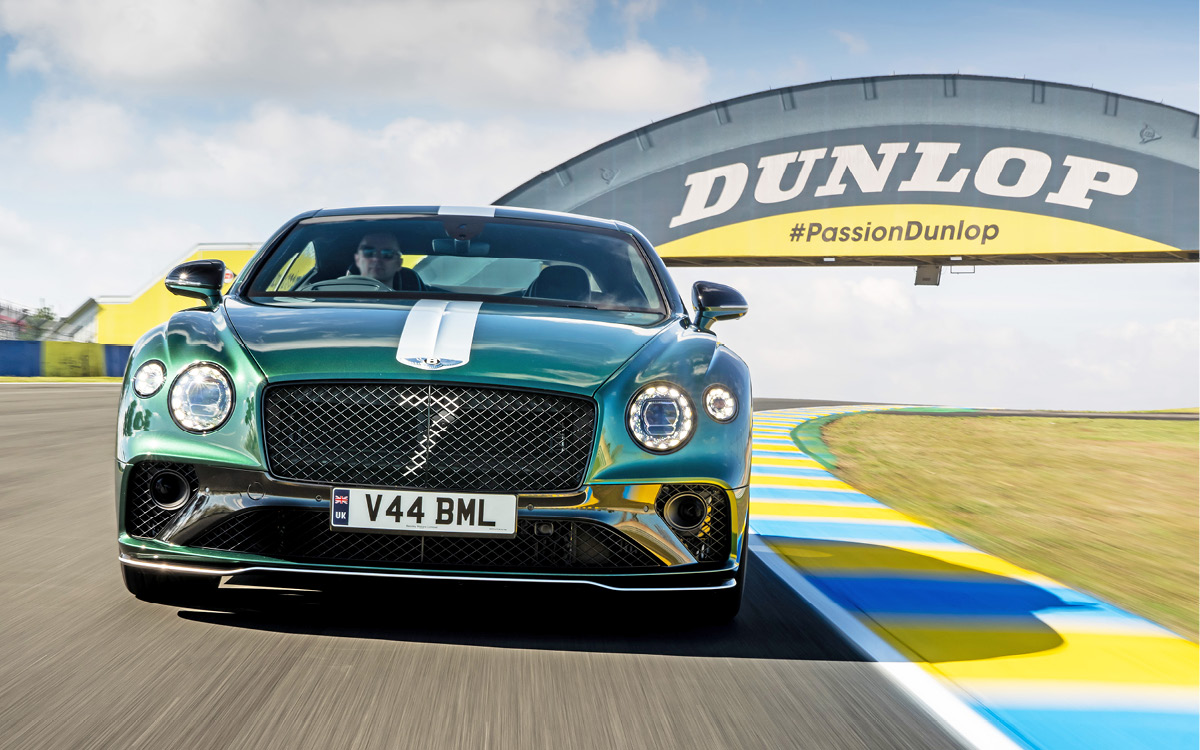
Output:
[821,413,1199,640]
[0,376,122,382]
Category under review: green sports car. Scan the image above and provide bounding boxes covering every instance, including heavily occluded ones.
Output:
[117,206,753,619]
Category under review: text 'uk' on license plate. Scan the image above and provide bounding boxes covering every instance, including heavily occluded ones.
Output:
[331,487,518,538]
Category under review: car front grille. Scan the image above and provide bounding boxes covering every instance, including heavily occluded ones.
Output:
[125,461,197,538]
[655,484,732,562]
[184,509,662,570]
[263,383,596,493]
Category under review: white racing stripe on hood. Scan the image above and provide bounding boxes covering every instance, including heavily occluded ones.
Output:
[396,299,482,370]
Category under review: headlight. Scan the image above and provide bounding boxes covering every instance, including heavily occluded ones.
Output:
[169,363,234,433]
[132,361,166,397]
[628,383,694,452]
[704,385,737,422]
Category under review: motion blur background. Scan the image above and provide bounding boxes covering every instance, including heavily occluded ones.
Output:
[0,0,1196,409]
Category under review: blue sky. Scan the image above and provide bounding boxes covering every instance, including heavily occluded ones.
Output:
[0,0,1195,408]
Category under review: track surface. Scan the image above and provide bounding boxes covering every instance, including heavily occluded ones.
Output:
[0,385,959,750]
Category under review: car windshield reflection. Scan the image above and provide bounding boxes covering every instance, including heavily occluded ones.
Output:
[244,216,667,314]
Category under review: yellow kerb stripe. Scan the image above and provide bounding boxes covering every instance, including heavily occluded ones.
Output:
[751,476,858,490]
[752,458,823,469]
[903,629,1200,686]
[752,502,910,522]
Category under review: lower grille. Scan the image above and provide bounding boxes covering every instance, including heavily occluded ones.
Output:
[125,462,197,538]
[185,509,662,570]
[655,484,731,562]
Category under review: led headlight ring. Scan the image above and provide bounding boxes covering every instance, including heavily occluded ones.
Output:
[168,362,235,434]
[627,382,695,453]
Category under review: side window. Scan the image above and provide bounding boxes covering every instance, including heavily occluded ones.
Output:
[268,242,316,291]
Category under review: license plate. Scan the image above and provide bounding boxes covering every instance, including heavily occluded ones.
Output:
[330,487,517,537]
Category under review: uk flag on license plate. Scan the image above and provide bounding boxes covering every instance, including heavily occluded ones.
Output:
[332,488,350,526]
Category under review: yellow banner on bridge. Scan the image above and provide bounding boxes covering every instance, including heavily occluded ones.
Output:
[657,204,1181,263]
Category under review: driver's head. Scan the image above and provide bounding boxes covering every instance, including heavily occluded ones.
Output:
[354,232,402,282]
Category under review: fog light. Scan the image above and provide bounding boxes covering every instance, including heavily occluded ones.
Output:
[149,469,191,510]
[663,493,707,532]
[703,385,737,422]
[132,361,166,397]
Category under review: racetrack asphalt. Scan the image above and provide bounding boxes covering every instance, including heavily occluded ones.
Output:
[0,385,961,750]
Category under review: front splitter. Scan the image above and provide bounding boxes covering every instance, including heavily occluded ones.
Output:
[118,553,737,592]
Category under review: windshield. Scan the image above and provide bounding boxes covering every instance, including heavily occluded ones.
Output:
[244,216,665,313]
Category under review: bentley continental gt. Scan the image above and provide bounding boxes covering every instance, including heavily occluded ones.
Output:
[117,206,752,619]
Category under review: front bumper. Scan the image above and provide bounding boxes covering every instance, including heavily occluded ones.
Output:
[117,461,749,590]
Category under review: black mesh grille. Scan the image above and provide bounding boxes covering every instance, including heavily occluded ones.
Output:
[655,484,732,563]
[263,383,596,492]
[125,462,197,538]
[186,509,661,570]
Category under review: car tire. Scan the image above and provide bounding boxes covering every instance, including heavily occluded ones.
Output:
[122,565,218,605]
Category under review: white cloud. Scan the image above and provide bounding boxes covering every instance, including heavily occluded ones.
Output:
[832,30,869,55]
[0,0,708,113]
[0,102,621,311]
[618,0,659,38]
[28,96,137,171]
[127,103,611,208]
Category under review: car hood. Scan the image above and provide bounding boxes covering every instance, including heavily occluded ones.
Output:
[223,297,671,396]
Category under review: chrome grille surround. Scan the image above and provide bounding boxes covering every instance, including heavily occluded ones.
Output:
[263,382,596,493]
[185,509,662,570]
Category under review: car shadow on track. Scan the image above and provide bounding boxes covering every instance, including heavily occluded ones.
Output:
[177,550,865,661]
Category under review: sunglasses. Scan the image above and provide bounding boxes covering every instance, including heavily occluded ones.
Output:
[358,247,398,259]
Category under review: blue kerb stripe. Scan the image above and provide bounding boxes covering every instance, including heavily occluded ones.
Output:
[987,707,1198,750]
[752,519,968,547]
[798,574,1071,617]
[749,488,880,504]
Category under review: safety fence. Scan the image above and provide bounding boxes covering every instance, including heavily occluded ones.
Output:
[0,340,131,377]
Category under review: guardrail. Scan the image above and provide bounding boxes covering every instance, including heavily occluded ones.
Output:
[0,340,131,377]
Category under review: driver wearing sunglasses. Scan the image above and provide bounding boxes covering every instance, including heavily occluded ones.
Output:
[352,232,403,283]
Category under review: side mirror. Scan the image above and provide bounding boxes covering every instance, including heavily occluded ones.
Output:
[166,260,226,309]
[692,281,747,333]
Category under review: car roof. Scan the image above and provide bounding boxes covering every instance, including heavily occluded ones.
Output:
[309,205,627,233]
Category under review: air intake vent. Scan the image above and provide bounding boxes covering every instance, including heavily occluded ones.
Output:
[654,484,731,563]
[125,462,197,538]
[186,509,661,570]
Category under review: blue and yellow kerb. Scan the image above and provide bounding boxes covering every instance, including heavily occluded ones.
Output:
[750,407,1199,750]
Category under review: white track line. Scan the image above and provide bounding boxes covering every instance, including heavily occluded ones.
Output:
[749,534,1025,750]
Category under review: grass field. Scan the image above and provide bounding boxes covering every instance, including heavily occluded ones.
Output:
[822,414,1199,640]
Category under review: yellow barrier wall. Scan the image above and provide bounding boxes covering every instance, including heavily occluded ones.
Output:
[42,341,106,376]
[96,247,257,345]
